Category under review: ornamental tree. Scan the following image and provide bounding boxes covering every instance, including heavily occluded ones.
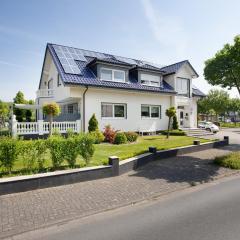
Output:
[165,107,176,139]
[42,102,61,136]
[88,113,99,132]
[204,35,240,96]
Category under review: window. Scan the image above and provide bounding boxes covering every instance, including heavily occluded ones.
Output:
[141,105,161,118]
[140,74,161,87]
[68,105,74,114]
[101,103,127,118]
[100,68,125,82]
[176,78,189,96]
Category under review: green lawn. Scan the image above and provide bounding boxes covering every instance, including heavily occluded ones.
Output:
[220,122,240,128]
[8,135,211,175]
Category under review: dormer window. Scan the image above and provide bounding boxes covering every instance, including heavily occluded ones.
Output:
[140,73,161,87]
[100,68,125,83]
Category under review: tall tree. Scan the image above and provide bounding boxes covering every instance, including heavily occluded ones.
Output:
[204,35,240,95]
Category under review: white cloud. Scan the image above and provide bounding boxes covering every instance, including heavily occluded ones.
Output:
[141,0,188,57]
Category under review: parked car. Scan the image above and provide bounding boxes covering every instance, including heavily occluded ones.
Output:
[198,121,220,133]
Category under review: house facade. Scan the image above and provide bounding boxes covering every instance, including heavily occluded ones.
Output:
[36,43,205,133]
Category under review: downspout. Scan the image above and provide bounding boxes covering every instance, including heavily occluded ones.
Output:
[82,86,89,132]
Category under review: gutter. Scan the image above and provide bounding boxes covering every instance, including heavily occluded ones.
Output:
[82,86,89,132]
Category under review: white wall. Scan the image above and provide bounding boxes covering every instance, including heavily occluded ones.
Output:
[85,88,172,132]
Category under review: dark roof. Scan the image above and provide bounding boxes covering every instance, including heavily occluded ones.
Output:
[192,87,206,97]
[161,60,199,77]
[47,43,176,94]
[45,43,201,95]
[87,57,133,68]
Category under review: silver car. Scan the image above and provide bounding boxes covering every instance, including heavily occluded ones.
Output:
[198,121,220,133]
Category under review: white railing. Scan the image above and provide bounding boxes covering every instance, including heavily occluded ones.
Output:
[43,122,78,134]
[16,122,39,135]
[36,89,54,98]
[12,117,81,136]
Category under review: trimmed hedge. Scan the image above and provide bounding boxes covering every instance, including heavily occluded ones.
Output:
[160,129,186,136]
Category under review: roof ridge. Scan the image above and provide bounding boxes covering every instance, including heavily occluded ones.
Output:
[160,60,189,69]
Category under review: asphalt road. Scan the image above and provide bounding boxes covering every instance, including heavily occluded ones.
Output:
[14,175,240,240]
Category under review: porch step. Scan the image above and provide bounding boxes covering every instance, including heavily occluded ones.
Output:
[181,128,215,137]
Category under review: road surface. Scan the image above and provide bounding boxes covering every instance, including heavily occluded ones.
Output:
[14,175,240,240]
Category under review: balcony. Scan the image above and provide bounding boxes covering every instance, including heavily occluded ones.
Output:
[36,89,54,98]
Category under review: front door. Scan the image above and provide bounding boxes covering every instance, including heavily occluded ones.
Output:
[179,111,184,127]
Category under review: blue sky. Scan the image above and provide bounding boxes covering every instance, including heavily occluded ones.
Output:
[0,0,239,101]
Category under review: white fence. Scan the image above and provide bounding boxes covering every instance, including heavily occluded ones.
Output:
[11,116,81,136]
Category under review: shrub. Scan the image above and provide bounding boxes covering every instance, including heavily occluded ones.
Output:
[90,130,104,144]
[103,125,117,143]
[0,137,18,173]
[88,114,98,132]
[172,114,179,130]
[0,130,10,137]
[124,132,138,142]
[18,140,37,171]
[114,132,127,145]
[214,152,240,169]
[34,139,47,170]
[76,133,95,164]
[160,129,186,136]
[64,137,78,168]
[47,135,66,169]
[66,128,75,138]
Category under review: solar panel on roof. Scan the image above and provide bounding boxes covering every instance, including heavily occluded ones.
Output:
[53,45,85,75]
[114,56,136,65]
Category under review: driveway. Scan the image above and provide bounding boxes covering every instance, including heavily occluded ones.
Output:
[204,128,240,145]
[0,138,239,239]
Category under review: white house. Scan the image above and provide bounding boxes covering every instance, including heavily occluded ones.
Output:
[34,43,205,133]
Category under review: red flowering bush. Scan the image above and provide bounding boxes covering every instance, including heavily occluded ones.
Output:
[103,125,118,143]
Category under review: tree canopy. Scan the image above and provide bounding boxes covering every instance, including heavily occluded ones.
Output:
[204,35,240,95]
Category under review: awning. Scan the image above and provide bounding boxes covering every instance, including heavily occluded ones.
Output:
[14,104,40,110]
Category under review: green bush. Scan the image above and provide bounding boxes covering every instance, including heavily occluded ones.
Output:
[160,129,186,136]
[47,135,66,169]
[18,140,37,171]
[64,137,78,168]
[76,133,95,164]
[0,137,18,173]
[34,139,47,170]
[214,152,240,169]
[124,132,138,142]
[172,114,179,130]
[88,114,99,132]
[114,132,127,144]
[66,128,75,138]
[90,130,105,144]
[0,130,10,137]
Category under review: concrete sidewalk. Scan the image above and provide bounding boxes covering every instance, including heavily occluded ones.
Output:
[0,144,239,239]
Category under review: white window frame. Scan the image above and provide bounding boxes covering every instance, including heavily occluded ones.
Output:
[100,67,126,83]
[101,103,127,119]
[176,77,189,96]
[141,105,161,119]
[140,74,162,87]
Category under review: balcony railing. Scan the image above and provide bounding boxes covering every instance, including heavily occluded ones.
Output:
[36,89,54,98]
